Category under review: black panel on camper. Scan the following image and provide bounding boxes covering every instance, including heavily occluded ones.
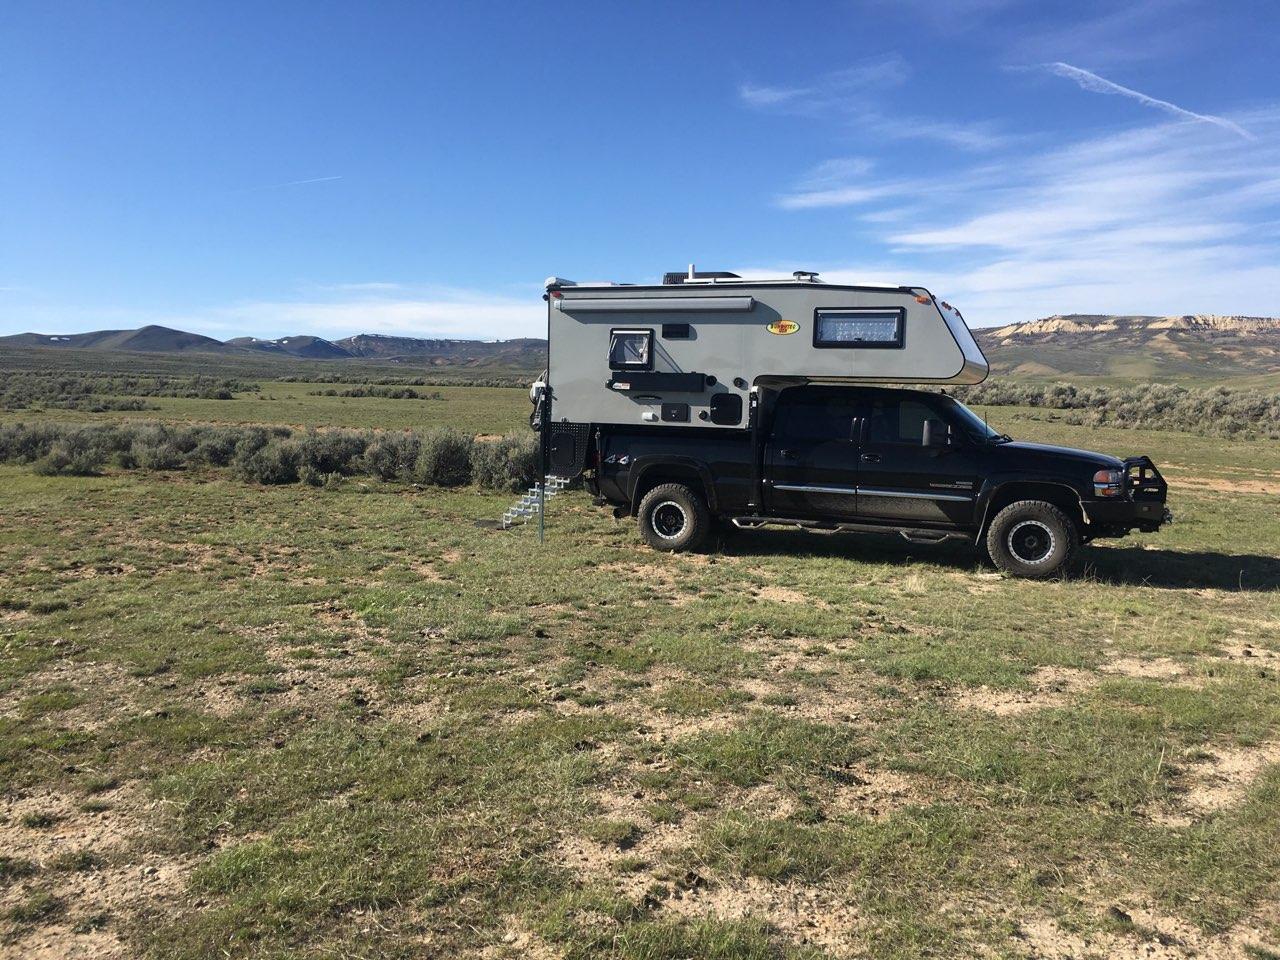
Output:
[709,393,743,425]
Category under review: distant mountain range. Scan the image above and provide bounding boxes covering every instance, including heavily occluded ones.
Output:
[0,326,545,369]
[4,314,1279,382]
[973,314,1280,381]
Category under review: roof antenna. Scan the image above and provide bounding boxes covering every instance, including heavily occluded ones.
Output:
[688,263,696,281]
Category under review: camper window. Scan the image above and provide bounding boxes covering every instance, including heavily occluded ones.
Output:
[609,329,653,370]
[814,308,904,349]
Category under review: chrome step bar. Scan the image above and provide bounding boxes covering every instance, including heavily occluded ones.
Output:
[730,515,973,543]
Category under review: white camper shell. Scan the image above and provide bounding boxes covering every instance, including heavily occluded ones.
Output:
[543,269,988,432]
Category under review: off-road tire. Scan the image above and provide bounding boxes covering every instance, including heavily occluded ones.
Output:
[637,483,710,553]
[985,500,1078,579]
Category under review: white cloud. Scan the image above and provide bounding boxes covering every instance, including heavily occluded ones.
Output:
[738,82,808,107]
[1,285,548,341]
[208,290,544,340]
[1040,62,1253,139]
[771,108,1280,326]
[738,57,1003,150]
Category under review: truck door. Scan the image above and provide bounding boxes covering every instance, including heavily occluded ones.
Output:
[764,389,861,520]
[854,394,980,526]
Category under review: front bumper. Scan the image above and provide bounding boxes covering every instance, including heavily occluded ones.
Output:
[1083,498,1170,531]
[1082,457,1170,533]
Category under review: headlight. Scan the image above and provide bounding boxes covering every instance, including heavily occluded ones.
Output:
[1093,469,1124,497]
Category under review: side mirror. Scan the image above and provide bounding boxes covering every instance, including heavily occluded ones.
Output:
[922,419,949,448]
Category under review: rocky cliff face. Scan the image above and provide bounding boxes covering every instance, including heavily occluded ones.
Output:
[986,314,1280,340]
[974,315,1280,379]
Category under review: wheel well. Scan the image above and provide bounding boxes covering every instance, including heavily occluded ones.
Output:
[630,466,709,516]
[983,482,1084,534]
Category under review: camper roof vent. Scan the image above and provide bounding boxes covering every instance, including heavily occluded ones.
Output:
[663,270,742,285]
[793,270,820,281]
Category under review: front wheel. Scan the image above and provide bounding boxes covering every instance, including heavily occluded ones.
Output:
[985,500,1078,579]
[637,483,710,553]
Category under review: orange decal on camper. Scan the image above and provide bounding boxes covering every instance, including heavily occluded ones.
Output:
[766,320,800,335]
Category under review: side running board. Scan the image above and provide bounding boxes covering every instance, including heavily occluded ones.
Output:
[730,516,973,544]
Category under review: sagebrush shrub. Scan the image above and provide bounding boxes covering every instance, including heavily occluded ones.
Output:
[33,440,106,476]
[361,432,419,481]
[470,434,538,492]
[131,437,184,471]
[295,430,369,476]
[235,439,302,485]
[414,428,474,486]
[190,428,243,467]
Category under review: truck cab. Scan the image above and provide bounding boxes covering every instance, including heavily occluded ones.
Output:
[587,384,1170,579]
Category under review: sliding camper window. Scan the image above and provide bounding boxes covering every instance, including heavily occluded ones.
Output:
[608,329,653,371]
[813,308,905,349]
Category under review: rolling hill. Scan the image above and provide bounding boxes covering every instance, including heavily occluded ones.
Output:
[225,335,354,360]
[973,314,1280,383]
[1,325,228,354]
[4,315,1279,385]
[0,325,545,372]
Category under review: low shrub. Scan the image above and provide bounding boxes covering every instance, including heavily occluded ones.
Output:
[361,432,419,481]
[235,438,303,485]
[33,439,107,476]
[0,372,254,411]
[128,425,185,470]
[470,433,539,492]
[414,428,474,487]
[295,430,369,476]
[190,428,243,467]
[954,381,1280,439]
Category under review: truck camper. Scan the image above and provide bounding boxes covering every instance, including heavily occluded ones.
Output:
[528,268,1169,579]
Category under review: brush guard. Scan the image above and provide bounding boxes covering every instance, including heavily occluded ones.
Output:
[1123,456,1167,503]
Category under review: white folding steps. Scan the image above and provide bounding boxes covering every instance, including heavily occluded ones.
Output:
[501,476,570,529]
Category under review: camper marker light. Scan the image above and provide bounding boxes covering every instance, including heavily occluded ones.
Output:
[915,295,931,304]
[550,290,563,299]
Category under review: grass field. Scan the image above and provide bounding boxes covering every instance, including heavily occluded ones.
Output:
[2,382,1279,959]
[0,380,531,435]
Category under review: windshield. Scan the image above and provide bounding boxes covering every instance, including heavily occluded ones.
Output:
[940,396,1008,443]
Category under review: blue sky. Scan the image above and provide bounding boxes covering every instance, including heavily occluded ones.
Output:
[2,0,1278,340]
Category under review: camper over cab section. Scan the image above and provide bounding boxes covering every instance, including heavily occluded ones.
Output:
[542,268,988,441]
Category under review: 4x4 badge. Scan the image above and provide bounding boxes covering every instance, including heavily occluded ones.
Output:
[767,320,799,335]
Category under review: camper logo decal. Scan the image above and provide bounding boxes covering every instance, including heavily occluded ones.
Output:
[766,320,800,335]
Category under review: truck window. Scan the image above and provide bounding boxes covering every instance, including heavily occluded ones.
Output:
[774,394,859,442]
[867,398,937,445]
[609,329,653,370]
[814,308,904,348]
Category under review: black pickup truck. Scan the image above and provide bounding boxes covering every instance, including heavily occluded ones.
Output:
[583,384,1170,578]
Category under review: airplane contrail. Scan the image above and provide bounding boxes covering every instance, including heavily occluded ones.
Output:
[1043,62,1252,140]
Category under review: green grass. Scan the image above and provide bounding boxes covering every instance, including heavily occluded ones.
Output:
[1,383,1278,957]
[0,378,530,433]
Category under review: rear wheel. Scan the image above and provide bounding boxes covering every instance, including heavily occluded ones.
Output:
[985,500,1078,579]
[637,483,710,553]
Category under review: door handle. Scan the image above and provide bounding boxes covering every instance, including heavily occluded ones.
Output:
[779,448,797,460]
[861,453,882,463]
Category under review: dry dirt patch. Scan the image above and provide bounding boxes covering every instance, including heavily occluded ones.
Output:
[0,786,193,960]
[1175,476,1280,496]
[1104,656,1193,682]
[952,666,1098,717]
[663,874,861,956]
[1016,906,1277,959]
[751,584,829,607]
[823,764,928,820]
[1177,741,1280,817]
